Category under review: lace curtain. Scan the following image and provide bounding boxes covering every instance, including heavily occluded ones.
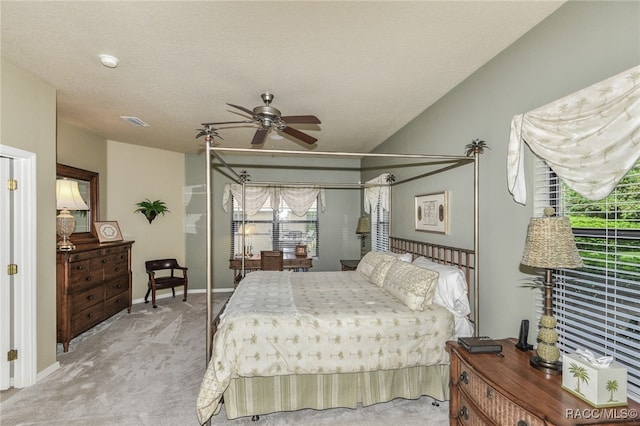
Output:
[223,184,325,216]
[364,173,392,214]
[507,65,640,205]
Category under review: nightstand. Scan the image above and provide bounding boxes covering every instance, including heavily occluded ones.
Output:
[447,338,640,425]
[340,259,360,271]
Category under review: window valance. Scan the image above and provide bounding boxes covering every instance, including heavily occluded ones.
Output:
[364,173,392,214]
[507,65,640,205]
[223,184,325,217]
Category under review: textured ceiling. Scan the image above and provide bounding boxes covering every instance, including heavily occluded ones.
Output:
[1,1,564,154]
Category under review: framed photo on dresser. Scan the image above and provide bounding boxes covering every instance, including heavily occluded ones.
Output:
[94,221,123,243]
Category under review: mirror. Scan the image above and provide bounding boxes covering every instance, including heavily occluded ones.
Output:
[56,163,99,245]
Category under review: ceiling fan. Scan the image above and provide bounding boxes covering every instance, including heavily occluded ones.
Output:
[200,92,321,146]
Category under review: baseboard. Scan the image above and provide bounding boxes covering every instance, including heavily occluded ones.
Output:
[36,361,60,383]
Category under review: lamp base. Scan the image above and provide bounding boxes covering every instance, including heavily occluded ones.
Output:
[57,241,75,251]
[530,355,562,375]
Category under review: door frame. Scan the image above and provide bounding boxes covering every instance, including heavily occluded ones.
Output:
[0,144,37,388]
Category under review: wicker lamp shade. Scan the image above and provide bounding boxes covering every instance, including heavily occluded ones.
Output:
[521,209,583,269]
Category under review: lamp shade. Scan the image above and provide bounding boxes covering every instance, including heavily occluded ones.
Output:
[521,208,583,269]
[56,179,89,211]
[237,223,257,235]
[356,216,370,234]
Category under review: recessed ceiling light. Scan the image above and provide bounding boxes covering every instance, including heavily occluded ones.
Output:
[99,54,119,68]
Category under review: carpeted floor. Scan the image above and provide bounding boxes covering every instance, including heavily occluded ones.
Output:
[0,292,449,425]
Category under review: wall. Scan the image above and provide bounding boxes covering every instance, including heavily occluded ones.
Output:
[56,121,108,219]
[106,141,186,300]
[185,152,362,291]
[365,1,640,337]
[1,58,57,374]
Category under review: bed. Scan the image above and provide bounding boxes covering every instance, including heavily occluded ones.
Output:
[196,237,475,423]
[197,145,482,424]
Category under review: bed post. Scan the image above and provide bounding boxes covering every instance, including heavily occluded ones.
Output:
[473,149,480,336]
[205,138,214,367]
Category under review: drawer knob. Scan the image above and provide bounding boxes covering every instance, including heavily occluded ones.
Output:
[517,422,529,426]
[459,406,469,420]
[87,313,94,318]
[87,295,94,301]
[76,265,84,270]
[486,386,493,399]
[102,259,107,264]
[460,371,468,385]
[116,283,122,289]
[85,276,92,282]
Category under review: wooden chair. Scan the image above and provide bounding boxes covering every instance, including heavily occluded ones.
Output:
[144,259,188,308]
[260,250,284,271]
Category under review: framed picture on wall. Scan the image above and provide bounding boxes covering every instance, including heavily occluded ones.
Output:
[94,221,124,243]
[414,191,448,234]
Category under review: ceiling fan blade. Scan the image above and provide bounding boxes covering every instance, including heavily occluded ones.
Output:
[227,103,256,117]
[281,115,321,124]
[281,126,317,144]
[202,120,253,126]
[251,127,269,145]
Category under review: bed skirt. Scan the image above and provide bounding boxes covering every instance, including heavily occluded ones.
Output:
[222,364,450,419]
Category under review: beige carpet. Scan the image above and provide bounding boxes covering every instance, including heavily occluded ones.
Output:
[0,292,449,425]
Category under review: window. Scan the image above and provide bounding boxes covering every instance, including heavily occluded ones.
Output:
[231,196,319,257]
[536,159,640,400]
[371,197,389,252]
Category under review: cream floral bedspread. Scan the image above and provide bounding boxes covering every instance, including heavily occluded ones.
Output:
[196,271,454,424]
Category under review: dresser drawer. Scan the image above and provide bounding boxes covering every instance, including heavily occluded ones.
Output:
[102,254,129,280]
[68,267,102,290]
[105,275,129,299]
[456,391,495,425]
[105,292,129,317]
[458,357,546,426]
[68,249,103,262]
[71,302,104,336]
[70,285,103,312]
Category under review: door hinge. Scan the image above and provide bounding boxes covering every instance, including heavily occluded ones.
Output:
[6,179,17,191]
[7,264,18,275]
[7,349,18,362]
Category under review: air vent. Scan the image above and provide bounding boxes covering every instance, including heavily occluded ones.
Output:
[120,116,149,127]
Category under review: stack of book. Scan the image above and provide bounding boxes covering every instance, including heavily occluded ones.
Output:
[458,336,503,354]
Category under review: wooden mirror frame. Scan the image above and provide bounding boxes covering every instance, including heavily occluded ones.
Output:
[56,163,99,245]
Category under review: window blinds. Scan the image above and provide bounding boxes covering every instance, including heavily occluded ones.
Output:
[535,158,640,401]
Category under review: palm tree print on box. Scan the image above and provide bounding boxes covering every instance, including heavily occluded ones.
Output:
[569,362,590,395]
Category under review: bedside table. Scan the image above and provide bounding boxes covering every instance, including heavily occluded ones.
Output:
[447,338,640,425]
[340,259,360,271]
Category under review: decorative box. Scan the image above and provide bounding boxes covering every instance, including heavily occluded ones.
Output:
[562,352,627,408]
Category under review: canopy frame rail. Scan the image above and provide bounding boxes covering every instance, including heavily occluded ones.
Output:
[205,143,483,367]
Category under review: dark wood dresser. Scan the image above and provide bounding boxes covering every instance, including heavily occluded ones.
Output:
[448,338,640,425]
[56,241,134,352]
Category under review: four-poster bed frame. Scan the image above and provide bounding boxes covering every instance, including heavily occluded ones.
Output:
[201,142,481,423]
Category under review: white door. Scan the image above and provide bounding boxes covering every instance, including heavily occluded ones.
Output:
[0,145,37,389]
[0,156,13,389]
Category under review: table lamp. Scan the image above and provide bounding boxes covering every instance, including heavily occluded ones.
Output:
[356,215,370,257]
[521,207,583,374]
[56,179,89,251]
[237,223,256,257]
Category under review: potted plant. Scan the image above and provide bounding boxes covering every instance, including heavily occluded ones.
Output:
[134,199,169,224]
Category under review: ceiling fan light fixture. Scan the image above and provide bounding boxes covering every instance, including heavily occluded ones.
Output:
[98,54,119,68]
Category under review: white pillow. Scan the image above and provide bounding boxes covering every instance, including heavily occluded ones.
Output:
[412,256,470,316]
[384,251,413,263]
[356,251,395,278]
[382,261,439,311]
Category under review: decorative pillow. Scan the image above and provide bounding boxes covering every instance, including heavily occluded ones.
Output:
[412,256,470,316]
[384,251,413,263]
[356,251,395,278]
[382,261,439,310]
[369,258,396,287]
